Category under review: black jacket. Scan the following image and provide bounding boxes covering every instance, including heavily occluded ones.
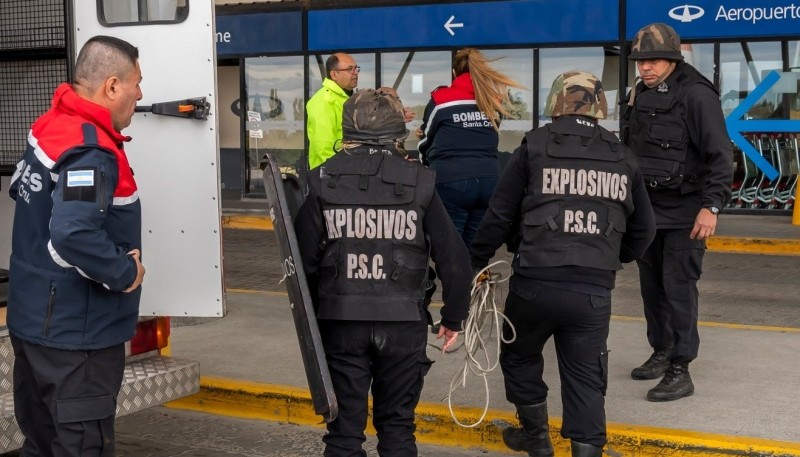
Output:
[622,62,733,228]
[296,147,472,331]
[471,116,656,290]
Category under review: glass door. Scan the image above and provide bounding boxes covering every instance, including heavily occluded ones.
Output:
[244,55,305,194]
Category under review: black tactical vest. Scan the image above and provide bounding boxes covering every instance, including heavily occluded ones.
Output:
[519,116,636,271]
[316,149,435,321]
[622,64,715,192]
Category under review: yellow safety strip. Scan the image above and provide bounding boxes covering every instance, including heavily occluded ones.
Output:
[167,376,800,456]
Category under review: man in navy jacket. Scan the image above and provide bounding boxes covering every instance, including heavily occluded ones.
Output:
[7,35,145,457]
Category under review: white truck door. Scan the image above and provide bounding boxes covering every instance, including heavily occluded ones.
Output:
[73,1,224,317]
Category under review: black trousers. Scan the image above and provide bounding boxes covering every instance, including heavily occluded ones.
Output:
[500,278,610,448]
[637,228,705,363]
[11,335,124,457]
[318,319,431,457]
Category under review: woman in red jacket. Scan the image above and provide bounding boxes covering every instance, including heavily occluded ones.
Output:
[417,48,524,248]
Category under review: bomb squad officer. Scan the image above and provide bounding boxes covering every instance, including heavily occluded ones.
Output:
[470,71,656,457]
[295,89,472,457]
[621,23,733,402]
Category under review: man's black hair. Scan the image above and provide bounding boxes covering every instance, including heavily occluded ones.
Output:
[325,54,341,79]
[80,35,139,65]
[74,35,139,91]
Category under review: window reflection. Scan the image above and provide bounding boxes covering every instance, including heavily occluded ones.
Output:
[244,55,304,194]
[791,41,800,120]
[719,42,782,119]
[684,43,715,83]
[381,51,451,152]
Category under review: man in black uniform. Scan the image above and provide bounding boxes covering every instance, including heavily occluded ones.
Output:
[621,23,733,402]
[471,71,655,457]
[295,89,472,457]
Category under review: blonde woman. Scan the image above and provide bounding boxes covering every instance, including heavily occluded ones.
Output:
[417,48,524,248]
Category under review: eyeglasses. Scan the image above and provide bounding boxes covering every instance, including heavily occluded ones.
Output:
[334,65,361,74]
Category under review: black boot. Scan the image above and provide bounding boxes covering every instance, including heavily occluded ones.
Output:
[630,349,671,380]
[571,440,603,457]
[647,362,694,402]
[502,402,554,456]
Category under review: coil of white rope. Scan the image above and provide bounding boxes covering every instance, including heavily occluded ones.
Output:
[437,259,516,428]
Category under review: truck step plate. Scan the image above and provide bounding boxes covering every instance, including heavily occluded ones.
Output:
[0,355,199,452]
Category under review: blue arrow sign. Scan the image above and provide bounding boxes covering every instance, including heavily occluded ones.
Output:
[308,0,618,51]
[725,71,800,181]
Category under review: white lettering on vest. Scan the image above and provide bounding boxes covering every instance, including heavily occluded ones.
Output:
[323,208,419,241]
[346,253,385,280]
[563,210,600,234]
[542,168,628,202]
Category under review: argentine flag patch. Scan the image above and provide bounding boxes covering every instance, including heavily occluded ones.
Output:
[67,169,95,187]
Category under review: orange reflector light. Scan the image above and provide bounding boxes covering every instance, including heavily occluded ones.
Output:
[178,104,194,113]
[129,317,171,355]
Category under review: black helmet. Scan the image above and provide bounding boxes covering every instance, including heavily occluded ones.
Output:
[629,23,684,62]
[342,89,408,145]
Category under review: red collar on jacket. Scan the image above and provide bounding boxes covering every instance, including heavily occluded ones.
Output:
[33,83,137,198]
[34,84,131,161]
[432,73,475,104]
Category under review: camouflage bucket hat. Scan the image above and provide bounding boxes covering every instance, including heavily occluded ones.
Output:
[544,71,608,120]
[342,89,409,145]
[629,23,684,62]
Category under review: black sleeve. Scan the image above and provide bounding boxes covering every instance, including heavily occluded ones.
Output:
[294,178,327,296]
[469,141,529,269]
[685,84,734,208]
[620,171,656,263]
[424,192,472,331]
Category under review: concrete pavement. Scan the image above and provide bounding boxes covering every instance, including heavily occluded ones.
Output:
[114,405,508,457]
[167,289,800,455]
[161,208,800,456]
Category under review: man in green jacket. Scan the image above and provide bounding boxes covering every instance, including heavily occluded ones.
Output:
[307,53,359,169]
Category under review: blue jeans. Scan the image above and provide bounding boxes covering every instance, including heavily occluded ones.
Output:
[435,177,498,249]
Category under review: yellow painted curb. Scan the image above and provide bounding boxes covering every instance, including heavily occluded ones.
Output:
[167,376,800,456]
[708,236,800,256]
[221,214,273,231]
